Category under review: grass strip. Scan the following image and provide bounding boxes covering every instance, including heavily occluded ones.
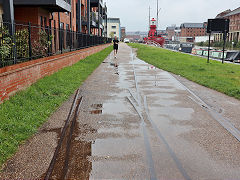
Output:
[128,43,240,100]
[0,46,112,167]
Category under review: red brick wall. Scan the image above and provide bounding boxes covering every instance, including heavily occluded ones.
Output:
[0,44,111,103]
[15,7,40,25]
[229,13,240,31]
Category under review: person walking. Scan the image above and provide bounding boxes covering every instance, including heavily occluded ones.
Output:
[113,36,119,59]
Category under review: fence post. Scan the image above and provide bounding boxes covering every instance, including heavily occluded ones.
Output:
[70,30,72,52]
[47,26,50,56]
[28,22,32,60]
[12,21,17,64]
[60,28,63,54]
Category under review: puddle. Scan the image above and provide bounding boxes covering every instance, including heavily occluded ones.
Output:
[130,58,148,65]
[89,100,134,117]
[151,99,180,107]
[102,100,133,116]
[152,107,194,121]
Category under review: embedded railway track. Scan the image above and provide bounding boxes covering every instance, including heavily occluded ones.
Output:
[128,48,240,180]
[44,89,83,180]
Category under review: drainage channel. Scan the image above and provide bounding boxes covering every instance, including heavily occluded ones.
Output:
[44,89,83,180]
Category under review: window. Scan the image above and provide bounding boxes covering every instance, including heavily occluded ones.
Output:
[60,22,64,29]
[66,24,70,30]
[112,26,116,29]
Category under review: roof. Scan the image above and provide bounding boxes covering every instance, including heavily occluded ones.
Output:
[180,23,205,28]
[107,18,120,23]
[215,9,231,18]
[166,26,176,30]
[223,7,240,17]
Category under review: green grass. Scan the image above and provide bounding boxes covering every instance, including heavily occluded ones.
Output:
[0,46,112,167]
[128,43,240,100]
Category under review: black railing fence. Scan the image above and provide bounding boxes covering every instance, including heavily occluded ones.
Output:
[0,22,112,68]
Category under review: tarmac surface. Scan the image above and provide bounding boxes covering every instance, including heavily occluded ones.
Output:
[1,43,240,180]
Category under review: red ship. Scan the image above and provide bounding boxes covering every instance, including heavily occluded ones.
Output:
[144,18,165,47]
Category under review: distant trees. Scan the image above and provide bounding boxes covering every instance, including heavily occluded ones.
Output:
[196,40,240,49]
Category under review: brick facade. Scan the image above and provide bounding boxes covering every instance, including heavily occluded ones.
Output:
[180,26,206,39]
[0,44,110,103]
[214,7,240,42]
[52,0,77,31]
[166,27,175,41]
[14,7,50,26]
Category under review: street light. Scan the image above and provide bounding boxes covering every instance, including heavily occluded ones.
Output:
[232,41,234,50]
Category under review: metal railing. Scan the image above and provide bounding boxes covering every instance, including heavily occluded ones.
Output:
[0,22,112,68]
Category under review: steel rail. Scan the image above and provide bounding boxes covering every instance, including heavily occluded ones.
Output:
[143,96,192,180]
[44,89,81,180]
[62,96,83,179]
[127,96,157,180]
[130,48,191,180]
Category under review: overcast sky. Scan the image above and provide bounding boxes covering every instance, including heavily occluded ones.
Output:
[104,0,240,32]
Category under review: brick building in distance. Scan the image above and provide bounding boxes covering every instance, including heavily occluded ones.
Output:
[214,7,240,42]
[166,26,176,41]
[121,27,126,41]
[179,23,207,42]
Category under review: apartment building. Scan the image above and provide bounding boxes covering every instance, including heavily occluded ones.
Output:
[214,7,240,42]
[89,0,106,36]
[0,0,107,35]
[107,17,121,39]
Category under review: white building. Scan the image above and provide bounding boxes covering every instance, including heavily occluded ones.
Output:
[195,36,214,43]
[107,18,121,39]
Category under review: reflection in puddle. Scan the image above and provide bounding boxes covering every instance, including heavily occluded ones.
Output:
[90,104,103,114]
[91,104,103,109]
[90,110,103,114]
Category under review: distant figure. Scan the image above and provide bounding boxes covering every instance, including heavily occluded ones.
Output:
[113,36,119,59]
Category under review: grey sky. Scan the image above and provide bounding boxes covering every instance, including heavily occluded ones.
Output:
[104,0,240,32]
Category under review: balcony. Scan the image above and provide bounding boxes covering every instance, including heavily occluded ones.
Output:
[90,0,103,7]
[96,13,103,29]
[13,0,71,12]
[90,11,97,27]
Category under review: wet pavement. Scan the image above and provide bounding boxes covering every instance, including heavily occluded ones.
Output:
[1,43,240,180]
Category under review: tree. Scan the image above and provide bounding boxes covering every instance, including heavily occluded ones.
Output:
[110,31,115,38]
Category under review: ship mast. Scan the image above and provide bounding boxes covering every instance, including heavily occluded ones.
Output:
[149,6,151,30]
[157,0,158,29]
[156,0,161,31]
